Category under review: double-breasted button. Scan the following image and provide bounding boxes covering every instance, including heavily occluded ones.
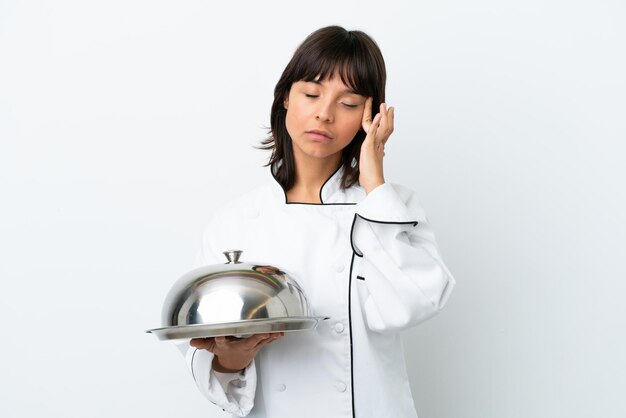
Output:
[334,322,345,334]
[275,383,286,392]
[248,209,260,219]
[335,264,345,273]
[335,382,347,392]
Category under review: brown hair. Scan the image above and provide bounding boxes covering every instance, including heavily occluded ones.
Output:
[260,26,386,191]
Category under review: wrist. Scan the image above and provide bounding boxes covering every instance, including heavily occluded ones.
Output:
[212,356,245,373]
[362,179,385,194]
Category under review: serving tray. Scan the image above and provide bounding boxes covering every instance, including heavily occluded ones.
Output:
[146,316,327,340]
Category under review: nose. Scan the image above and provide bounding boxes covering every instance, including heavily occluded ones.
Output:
[315,100,334,123]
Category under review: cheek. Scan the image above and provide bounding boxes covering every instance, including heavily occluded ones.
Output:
[337,116,363,143]
[284,109,297,137]
[285,101,309,130]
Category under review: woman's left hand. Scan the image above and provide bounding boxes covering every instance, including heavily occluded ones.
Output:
[360,98,394,194]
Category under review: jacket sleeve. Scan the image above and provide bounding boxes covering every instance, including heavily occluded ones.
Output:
[174,340,257,417]
[350,182,456,333]
[170,217,258,417]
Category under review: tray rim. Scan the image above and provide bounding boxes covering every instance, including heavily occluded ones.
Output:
[146,316,328,340]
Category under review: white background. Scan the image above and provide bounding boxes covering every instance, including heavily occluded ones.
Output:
[1,1,625,417]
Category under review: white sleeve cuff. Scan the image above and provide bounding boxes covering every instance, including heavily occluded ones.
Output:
[187,348,256,417]
[352,183,418,256]
[355,183,417,225]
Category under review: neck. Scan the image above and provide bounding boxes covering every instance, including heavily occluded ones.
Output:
[286,153,341,203]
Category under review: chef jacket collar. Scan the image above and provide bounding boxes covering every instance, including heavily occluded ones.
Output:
[270,163,351,205]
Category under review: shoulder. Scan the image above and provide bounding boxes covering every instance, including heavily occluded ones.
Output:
[209,181,277,222]
[198,181,278,251]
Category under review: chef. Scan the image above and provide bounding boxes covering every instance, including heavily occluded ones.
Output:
[174,25,456,418]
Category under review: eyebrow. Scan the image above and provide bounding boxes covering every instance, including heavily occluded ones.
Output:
[309,80,358,95]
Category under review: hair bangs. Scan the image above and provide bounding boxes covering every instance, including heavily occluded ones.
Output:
[292,42,380,99]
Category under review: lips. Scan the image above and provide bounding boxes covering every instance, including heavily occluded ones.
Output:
[305,129,333,142]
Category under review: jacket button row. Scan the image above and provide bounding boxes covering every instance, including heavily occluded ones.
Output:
[275,383,286,392]
[334,322,345,334]
[335,264,345,273]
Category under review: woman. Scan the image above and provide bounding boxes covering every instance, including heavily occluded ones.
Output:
[178,25,456,417]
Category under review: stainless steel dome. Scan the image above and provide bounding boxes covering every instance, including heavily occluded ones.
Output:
[147,250,325,340]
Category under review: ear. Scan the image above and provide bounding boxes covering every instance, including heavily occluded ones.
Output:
[283,97,289,110]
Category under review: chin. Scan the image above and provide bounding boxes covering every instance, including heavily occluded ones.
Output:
[304,148,340,160]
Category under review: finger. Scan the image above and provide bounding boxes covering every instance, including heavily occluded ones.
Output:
[190,337,212,346]
[224,336,243,342]
[363,113,382,145]
[361,97,373,131]
[368,112,382,135]
[190,337,215,351]
[257,332,283,344]
[378,103,388,139]
[246,333,272,349]
[253,333,284,351]
[189,338,203,347]
[214,336,228,348]
[382,106,395,145]
[269,332,284,341]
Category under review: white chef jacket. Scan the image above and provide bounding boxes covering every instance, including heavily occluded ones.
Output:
[176,166,456,418]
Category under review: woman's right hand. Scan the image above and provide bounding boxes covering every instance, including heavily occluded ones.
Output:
[190,333,284,373]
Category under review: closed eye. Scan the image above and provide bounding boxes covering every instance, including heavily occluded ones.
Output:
[343,103,359,108]
[305,94,319,98]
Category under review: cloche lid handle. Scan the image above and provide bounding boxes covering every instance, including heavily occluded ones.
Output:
[223,250,243,264]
